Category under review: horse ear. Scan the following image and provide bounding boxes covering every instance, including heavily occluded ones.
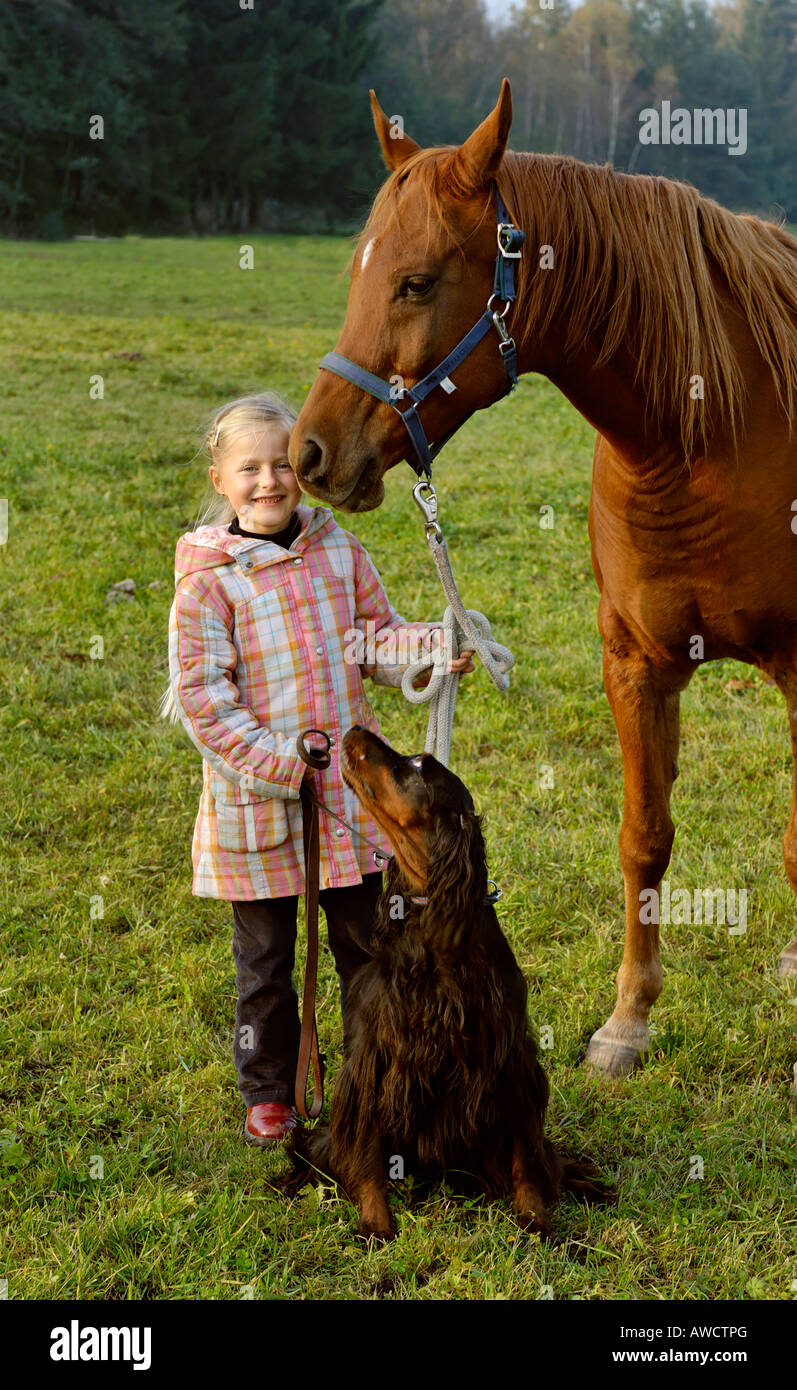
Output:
[447,77,513,192]
[370,89,422,171]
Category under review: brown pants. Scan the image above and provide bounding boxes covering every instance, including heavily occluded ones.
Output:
[230,872,383,1106]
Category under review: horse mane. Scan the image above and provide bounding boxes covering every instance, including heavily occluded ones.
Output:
[360,148,797,459]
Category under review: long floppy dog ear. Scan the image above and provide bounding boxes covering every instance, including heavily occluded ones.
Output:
[370,854,407,949]
[420,809,487,959]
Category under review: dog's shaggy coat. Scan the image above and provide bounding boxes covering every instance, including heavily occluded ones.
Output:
[287,727,615,1240]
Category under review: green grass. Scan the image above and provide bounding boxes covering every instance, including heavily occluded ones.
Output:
[1,233,795,1301]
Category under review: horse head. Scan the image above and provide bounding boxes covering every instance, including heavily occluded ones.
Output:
[290,81,520,511]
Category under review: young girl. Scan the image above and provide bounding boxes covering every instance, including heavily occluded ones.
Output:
[162,391,475,1148]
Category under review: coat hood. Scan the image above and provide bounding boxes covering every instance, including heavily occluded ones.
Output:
[174,504,336,583]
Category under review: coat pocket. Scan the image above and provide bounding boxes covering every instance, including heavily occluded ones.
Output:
[209,773,291,853]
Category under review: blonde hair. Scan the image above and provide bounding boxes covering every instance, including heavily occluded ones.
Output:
[192,390,299,528]
[158,390,299,723]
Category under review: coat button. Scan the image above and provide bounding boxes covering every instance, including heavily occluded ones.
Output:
[335,827,345,837]
[315,645,323,654]
[329,737,335,745]
[293,557,303,565]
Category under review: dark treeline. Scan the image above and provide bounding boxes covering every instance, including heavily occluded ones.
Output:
[1,0,795,238]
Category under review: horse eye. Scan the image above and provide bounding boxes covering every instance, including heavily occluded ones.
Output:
[405,276,433,296]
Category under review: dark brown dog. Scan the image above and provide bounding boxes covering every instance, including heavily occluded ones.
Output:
[286,725,615,1241]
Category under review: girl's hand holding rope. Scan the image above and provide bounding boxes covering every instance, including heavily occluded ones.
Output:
[411,628,475,691]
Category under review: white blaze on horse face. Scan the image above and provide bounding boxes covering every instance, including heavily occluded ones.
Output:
[360,237,376,271]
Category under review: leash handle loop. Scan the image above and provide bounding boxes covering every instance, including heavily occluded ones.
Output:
[298,728,332,771]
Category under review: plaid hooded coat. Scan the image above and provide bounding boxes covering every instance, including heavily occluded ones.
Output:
[168,503,442,900]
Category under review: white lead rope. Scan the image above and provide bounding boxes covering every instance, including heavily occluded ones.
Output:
[400,485,515,767]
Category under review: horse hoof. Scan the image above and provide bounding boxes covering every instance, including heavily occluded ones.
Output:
[585,1026,646,1077]
[777,947,797,977]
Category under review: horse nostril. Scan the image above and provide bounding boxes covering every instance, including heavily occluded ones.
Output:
[298,437,327,485]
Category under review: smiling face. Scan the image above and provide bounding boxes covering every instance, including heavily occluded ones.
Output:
[341,725,474,890]
[210,423,303,535]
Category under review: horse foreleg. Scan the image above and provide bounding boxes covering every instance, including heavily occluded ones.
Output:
[775,681,797,984]
[766,672,797,1092]
[586,604,685,1077]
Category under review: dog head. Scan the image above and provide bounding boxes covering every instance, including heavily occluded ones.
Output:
[341,725,486,911]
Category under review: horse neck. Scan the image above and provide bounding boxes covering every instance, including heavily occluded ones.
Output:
[519,324,680,471]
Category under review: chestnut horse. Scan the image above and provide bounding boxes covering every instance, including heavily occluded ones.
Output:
[289,80,797,1083]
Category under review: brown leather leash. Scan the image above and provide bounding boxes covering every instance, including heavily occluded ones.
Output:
[294,729,332,1119]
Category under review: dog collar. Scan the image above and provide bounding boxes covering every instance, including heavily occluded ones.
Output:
[408,881,502,906]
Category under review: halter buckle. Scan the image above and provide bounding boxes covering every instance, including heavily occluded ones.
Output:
[497,223,524,258]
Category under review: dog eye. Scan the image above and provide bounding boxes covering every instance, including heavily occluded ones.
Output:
[393,755,428,790]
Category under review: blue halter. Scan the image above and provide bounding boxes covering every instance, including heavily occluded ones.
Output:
[318,183,525,480]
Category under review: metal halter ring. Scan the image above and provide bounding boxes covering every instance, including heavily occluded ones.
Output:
[487,292,512,321]
[297,728,332,770]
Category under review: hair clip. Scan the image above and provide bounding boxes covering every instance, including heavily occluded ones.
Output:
[212,424,221,447]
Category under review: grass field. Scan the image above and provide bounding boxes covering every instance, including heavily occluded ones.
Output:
[1,232,795,1301]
